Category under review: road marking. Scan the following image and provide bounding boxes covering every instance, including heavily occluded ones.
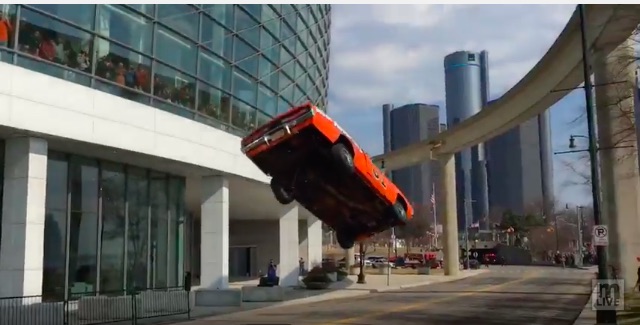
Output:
[323,272,541,325]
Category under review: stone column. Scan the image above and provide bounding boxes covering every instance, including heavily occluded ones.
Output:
[593,37,640,290]
[278,205,299,286]
[440,153,460,276]
[307,215,323,269]
[200,176,229,290]
[0,137,48,297]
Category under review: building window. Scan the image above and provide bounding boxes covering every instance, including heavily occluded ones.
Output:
[467,53,475,62]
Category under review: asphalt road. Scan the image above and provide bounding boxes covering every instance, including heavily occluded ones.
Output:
[183,266,594,325]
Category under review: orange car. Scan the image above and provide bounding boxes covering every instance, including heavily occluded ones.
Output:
[241,103,414,249]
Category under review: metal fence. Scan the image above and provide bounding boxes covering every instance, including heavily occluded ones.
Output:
[0,277,192,325]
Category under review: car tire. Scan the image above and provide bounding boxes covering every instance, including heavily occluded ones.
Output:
[270,178,295,205]
[331,143,355,175]
[336,231,355,250]
[388,201,408,224]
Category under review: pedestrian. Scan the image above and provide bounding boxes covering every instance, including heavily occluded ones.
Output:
[267,259,277,285]
[299,257,305,276]
[500,255,506,266]
[560,254,566,268]
[635,257,640,292]
[484,255,490,268]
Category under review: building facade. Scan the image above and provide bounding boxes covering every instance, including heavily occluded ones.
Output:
[0,4,330,301]
[485,106,554,217]
[382,103,442,223]
[443,50,490,230]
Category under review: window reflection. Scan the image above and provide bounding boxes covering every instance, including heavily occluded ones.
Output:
[156,26,196,75]
[43,154,68,300]
[197,81,231,123]
[153,62,195,109]
[258,55,278,91]
[231,99,256,132]
[96,5,152,55]
[100,162,126,294]
[127,167,149,290]
[94,37,151,103]
[167,177,185,287]
[200,16,226,57]
[234,38,257,76]
[156,4,199,40]
[259,30,280,64]
[233,70,256,106]
[257,85,276,116]
[68,157,99,297]
[125,4,154,17]
[150,173,168,288]
[198,50,230,90]
[30,4,95,29]
[235,8,259,49]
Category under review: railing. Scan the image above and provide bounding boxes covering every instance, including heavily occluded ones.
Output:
[0,274,192,325]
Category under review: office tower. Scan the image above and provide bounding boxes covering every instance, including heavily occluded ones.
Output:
[486,107,553,216]
[444,50,490,230]
[382,103,442,221]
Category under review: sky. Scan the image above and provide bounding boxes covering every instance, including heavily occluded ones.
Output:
[325,4,593,206]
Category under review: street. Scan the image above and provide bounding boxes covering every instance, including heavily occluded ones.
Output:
[182,266,593,325]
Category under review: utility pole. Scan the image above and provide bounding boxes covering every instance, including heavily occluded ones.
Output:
[576,206,584,267]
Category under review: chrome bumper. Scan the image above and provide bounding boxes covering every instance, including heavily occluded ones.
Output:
[242,110,314,153]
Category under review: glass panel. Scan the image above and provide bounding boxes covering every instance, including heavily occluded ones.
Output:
[68,157,99,295]
[293,85,305,105]
[232,69,256,107]
[31,4,95,29]
[256,110,270,127]
[242,5,262,19]
[94,37,152,100]
[156,26,196,75]
[282,83,294,104]
[280,48,294,78]
[283,5,297,30]
[167,177,184,287]
[258,55,278,91]
[277,96,289,113]
[96,5,153,55]
[125,4,154,17]
[262,6,280,36]
[153,62,195,109]
[200,16,227,57]
[18,8,93,72]
[257,84,277,116]
[197,81,231,123]
[150,173,168,288]
[235,7,259,49]
[156,4,199,40]
[295,60,304,80]
[0,5,17,50]
[43,154,68,300]
[279,73,292,92]
[127,167,149,290]
[16,55,91,86]
[203,4,232,28]
[233,37,257,76]
[100,162,126,294]
[199,50,230,90]
[231,99,256,132]
[259,30,279,63]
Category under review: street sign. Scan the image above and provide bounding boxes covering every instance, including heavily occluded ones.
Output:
[472,252,478,258]
[593,225,609,246]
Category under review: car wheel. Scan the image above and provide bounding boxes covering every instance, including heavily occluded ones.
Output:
[330,143,355,175]
[270,178,295,205]
[336,231,355,250]
[388,201,408,223]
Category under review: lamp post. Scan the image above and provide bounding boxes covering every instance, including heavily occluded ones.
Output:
[578,4,617,323]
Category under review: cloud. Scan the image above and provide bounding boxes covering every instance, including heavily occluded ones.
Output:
[326,4,577,154]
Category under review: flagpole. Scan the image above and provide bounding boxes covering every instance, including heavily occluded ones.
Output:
[432,183,438,248]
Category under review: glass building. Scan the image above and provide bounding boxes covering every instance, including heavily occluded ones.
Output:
[0,4,331,301]
[0,4,331,135]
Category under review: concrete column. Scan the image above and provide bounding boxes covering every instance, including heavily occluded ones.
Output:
[593,37,640,290]
[0,137,48,297]
[200,176,229,290]
[278,205,299,286]
[344,248,355,268]
[307,215,322,269]
[440,153,460,276]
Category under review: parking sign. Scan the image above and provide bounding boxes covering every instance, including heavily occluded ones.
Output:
[593,225,609,246]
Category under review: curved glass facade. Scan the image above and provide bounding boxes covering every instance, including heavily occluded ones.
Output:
[0,4,331,135]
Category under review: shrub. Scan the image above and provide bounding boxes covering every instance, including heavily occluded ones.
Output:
[322,260,339,273]
[303,266,331,284]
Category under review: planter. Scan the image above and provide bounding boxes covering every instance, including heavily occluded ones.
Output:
[327,272,337,282]
[349,266,360,275]
[417,267,430,275]
[305,282,330,290]
[376,266,390,275]
[336,272,348,281]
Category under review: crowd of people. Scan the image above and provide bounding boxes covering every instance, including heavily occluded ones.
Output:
[0,12,262,133]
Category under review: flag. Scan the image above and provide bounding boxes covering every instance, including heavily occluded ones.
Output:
[470,221,480,228]
[430,192,436,205]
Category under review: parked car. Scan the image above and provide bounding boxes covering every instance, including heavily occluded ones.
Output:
[241,103,414,249]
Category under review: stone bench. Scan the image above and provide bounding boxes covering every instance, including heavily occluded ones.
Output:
[195,289,242,307]
[241,286,285,302]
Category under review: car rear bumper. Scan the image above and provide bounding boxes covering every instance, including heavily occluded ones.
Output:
[242,110,315,156]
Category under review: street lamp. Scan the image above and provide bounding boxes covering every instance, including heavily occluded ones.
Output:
[569,134,589,149]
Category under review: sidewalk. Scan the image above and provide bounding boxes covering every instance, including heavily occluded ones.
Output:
[184,269,488,321]
[572,290,640,324]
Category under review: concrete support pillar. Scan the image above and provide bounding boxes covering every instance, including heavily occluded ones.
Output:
[307,215,322,269]
[440,153,460,276]
[593,37,640,290]
[278,205,299,286]
[0,137,48,297]
[200,176,229,290]
[344,247,355,268]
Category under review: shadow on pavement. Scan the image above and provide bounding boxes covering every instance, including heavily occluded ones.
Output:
[377,290,591,296]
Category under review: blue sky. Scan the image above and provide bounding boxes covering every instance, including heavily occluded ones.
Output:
[325,4,592,206]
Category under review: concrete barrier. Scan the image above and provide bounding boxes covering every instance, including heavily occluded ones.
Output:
[195,289,242,307]
[241,286,285,302]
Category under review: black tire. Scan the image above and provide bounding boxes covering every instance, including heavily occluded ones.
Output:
[270,178,295,205]
[388,201,408,224]
[336,231,355,250]
[331,143,355,175]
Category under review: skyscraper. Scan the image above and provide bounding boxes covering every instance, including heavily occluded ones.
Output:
[444,51,490,230]
[382,103,442,220]
[486,107,554,217]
